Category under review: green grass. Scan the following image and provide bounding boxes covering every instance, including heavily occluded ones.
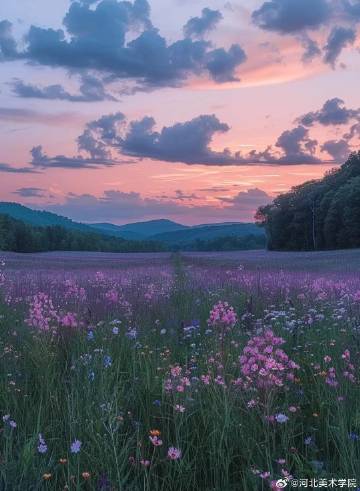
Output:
[1,255,360,490]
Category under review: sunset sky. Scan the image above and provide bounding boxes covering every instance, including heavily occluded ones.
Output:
[0,0,359,224]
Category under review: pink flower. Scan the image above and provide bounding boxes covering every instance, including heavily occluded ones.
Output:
[208,301,237,329]
[167,447,182,460]
[149,436,163,446]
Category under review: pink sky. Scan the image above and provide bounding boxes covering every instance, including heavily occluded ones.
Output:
[0,0,359,224]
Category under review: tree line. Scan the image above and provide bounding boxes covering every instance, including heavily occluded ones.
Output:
[0,214,166,253]
[256,152,360,251]
[0,214,265,253]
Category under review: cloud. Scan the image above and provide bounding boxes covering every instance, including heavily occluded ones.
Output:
[298,98,360,126]
[183,8,223,39]
[0,107,78,125]
[0,0,246,89]
[342,0,360,21]
[30,145,121,169]
[118,114,237,164]
[13,187,47,198]
[252,0,331,34]
[0,163,38,174]
[218,188,271,207]
[323,26,356,67]
[301,35,321,62]
[115,114,324,165]
[205,44,247,82]
[46,190,194,222]
[42,187,272,223]
[11,74,117,102]
[0,19,18,60]
[5,98,359,172]
[321,139,352,161]
[77,112,126,159]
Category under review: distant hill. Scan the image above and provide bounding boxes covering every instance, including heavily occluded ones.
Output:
[0,202,265,250]
[0,202,93,232]
[91,219,187,240]
[150,223,263,246]
[89,223,145,241]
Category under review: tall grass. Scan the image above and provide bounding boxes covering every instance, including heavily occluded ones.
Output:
[0,252,360,490]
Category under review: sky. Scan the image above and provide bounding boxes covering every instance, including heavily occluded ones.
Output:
[0,0,359,225]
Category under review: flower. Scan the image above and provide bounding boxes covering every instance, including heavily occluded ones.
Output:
[149,435,163,446]
[167,447,182,460]
[275,413,289,424]
[59,458,68,464]
[82,472,91,479]
[70,439,82,454]
[42,474,52,480]
[208,301,237,329]
[112,327,119,335]
[149,429,161,436]
[239,330,299,391]
[103,355,112,368]
[175,404,186,413]
[37,434,48,454]
[87,330,94,340]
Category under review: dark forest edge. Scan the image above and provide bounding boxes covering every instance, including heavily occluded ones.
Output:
[256,152,360,251]
[0,214,265,253]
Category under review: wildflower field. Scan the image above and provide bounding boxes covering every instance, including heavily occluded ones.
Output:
[1,249,360,490]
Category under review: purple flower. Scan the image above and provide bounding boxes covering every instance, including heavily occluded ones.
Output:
[167,447,182,460]
[275,413,289,424]
[37,434,48,454]
[70,439,82,454]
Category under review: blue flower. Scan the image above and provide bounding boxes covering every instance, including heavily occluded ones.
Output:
[87,330,94,341]
[70,439,82,454]
[104,355,112,368]
[349,432,360,441]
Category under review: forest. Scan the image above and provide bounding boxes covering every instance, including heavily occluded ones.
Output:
[0,214,264,253]
[0,214,166,253]
[256,152,360,251]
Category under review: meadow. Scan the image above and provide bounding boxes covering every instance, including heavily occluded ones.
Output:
[1,249,360,490]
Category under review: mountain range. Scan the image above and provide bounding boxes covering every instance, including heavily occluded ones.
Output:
[0,202,264,246]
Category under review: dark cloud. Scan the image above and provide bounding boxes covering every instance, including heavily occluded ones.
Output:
[0,20,18,60]
[344,121,360,139]
[11,74,117,102]
[30,145,121,169]
[321,139,352,161]
[13,187,47,198]
[77,112,125,159]
[342,0,360,21]
[183,8,223,39]
[252,0,331,34]
[246,126,321,164]
[297,98,360,126]
[0,0,245,89]
[323,26,356,67]
[301,35,321,62]
[0,163,38,174]
[118,114,235,164]
[206,44,246,82]
[218,188,271,206]
[275,125,318,160]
